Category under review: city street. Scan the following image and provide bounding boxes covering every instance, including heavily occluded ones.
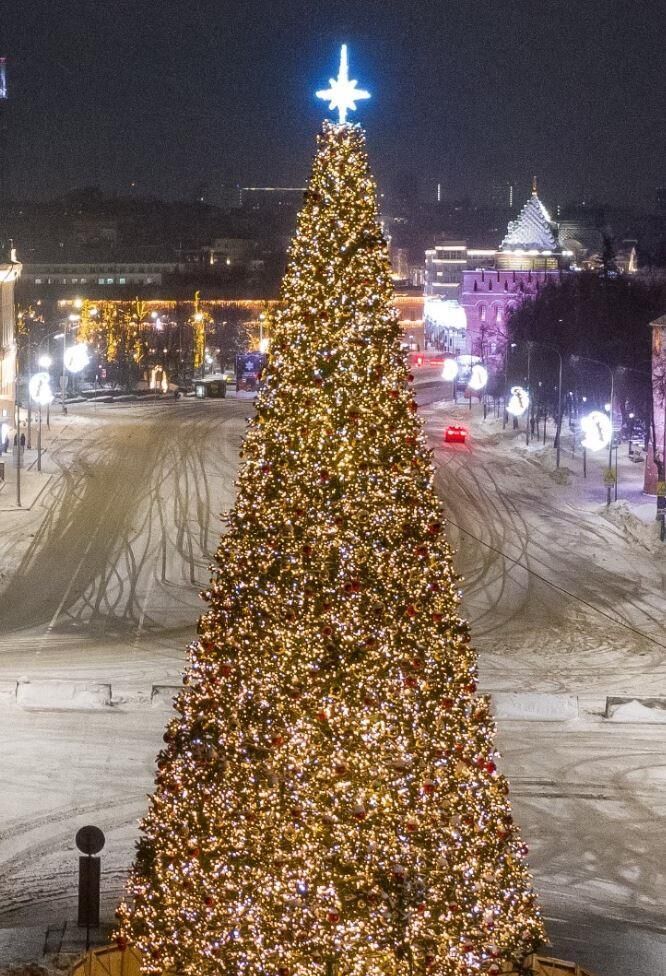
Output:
[0,389,664,974]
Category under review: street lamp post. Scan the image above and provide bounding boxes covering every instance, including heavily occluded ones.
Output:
[538,341,563,467]
[571,355,615,503]
[525,343,532,446]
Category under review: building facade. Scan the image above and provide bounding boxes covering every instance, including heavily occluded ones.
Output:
[20,262,175,289]
[0,246,21,428]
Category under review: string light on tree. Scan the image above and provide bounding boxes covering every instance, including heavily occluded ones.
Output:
[118,49,544,976]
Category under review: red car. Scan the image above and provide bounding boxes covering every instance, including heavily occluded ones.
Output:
[444,424,467,444]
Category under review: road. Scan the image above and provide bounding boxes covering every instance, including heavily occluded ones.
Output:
[0,399,246,681]
[0,389,664,975]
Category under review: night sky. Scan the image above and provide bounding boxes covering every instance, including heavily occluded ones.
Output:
[4,0,666,208]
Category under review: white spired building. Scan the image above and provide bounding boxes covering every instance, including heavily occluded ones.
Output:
[0,246,22,430]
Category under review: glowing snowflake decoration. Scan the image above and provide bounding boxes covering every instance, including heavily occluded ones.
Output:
[316,44,370,124]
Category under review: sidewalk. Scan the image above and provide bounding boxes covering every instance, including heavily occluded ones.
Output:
[0,921,112,969]
[0,449,52,512]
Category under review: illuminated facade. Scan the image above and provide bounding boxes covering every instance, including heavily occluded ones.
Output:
[460,183,571,366]
[0,247,21,425]
[644,313,666,497]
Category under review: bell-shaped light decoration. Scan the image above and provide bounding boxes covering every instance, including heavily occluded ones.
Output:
[580,410,612,451]
[64,343,90,374]
[441,359,459,382]
[29,372,54,406]
[506,385,529,417]
[468,363,489,391]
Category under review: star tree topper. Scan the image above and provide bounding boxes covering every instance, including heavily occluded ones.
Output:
[316,44,370,124]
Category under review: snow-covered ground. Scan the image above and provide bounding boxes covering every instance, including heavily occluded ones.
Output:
[0,386,664,975]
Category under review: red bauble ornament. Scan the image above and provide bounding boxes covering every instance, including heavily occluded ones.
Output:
[440,697,454,710]
[422,779,436,795]
[405,604,417,618]
[204,896,214,907]
[353,804,367,821]
[220,664,233,677]
[327,910,341,924]
[271,734,285,748]
[405,817,418,833]
[485,761,497,774]
[403,676,418,689]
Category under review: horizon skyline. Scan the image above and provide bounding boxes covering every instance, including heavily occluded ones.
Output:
[2,1,665,209]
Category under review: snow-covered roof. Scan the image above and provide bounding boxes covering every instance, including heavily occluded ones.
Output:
[500,188,559,252]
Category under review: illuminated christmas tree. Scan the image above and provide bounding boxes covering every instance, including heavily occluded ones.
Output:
[118,48,545,976]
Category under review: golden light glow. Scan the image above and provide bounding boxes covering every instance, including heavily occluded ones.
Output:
[117,121,544,976]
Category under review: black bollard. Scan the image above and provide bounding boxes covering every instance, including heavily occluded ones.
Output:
[76,825,106,949]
